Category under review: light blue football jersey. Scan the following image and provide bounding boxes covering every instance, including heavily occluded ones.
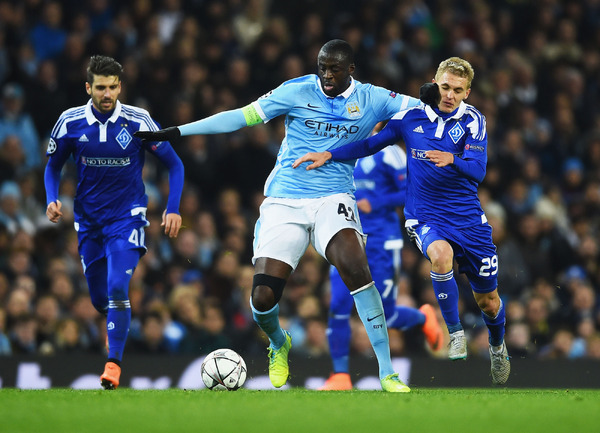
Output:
[252,74,419,198]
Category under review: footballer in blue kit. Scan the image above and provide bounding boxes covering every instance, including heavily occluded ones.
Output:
[44,56,184,389]
[321,142,443,390]
[136,40,419,392]
[294,57,511,385]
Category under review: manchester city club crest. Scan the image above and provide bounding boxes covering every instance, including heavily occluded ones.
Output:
[346,102,361,118]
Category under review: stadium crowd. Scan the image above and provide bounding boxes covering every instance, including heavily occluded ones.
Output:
[0,0,599,363]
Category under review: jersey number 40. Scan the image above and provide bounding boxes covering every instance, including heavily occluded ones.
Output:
[128,227,146,247]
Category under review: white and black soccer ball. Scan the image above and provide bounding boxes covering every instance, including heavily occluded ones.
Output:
[201,348,247,391]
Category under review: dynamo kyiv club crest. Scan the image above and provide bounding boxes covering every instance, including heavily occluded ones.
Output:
[448,123,465,144]
[116,128,133,149]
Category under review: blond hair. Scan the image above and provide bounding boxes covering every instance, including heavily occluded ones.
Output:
[435,57,475,89]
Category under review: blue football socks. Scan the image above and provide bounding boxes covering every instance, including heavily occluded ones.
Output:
[105,249,140,362]
[327,314,352,373]
[387,306,426,330]
[482,299,506,347]
[431,270,462,333]
[352,283,394,379]
[251,301,286,349]
[106,300,131,362]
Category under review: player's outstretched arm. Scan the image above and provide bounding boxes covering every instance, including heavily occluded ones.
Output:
[292,151,332,170]
[46,200,63,223]
[135,107,259,142]
[162,210,182,238]
[134,126,180,142]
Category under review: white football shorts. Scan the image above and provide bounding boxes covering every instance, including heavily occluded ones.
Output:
[252,193,365,269]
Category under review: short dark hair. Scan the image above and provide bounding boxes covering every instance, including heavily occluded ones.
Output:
[86,55,123,84]
[320,39,354,64]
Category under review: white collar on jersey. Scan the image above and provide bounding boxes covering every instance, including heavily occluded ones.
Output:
[85,99,123,125]
[317,76,356,99]
[424,101,467,123]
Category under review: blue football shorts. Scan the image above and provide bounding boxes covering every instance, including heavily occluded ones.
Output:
[77,215,148,272]
[406,220,498,293]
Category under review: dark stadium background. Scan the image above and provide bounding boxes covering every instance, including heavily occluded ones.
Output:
[0,0,599,388]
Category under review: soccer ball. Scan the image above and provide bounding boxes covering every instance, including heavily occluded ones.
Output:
[201,348,247,391]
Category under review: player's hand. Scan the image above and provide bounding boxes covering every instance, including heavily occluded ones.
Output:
[419,82,441,107]
[46,200,63,223]
[134,126,181,143]
[162,210,182,238]
[426,150,454,167]
[292,151,332,170]
[357,198,372,214]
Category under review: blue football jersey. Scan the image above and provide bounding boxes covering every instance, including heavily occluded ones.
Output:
[46,100,166,229]
[252,74,419,198]
[347,102,488,228]
[354,145,407,241]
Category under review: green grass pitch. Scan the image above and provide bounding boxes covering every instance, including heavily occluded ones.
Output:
[1,388,598,433]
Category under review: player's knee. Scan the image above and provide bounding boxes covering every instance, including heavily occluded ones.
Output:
[427,241,454,272]
[107,273,131,301]
[251,274,286,312]
[337,264,371,290]
[477,294,500,317]
[90,295,108,315]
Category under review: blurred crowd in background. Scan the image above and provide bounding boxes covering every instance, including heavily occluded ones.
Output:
[0,0,600,364]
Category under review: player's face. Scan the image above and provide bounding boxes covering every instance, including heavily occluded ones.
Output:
[317,51,355,97]
[434,71,471,113]
[86,74,121,113]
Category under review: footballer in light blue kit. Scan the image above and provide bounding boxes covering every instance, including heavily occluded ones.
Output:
[44,56,184,390]
[294,57,511,385]
[322,143,443,390]
[136,39,419,392]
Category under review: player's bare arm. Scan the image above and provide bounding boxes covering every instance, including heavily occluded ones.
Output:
[425,150,454,167]
[292,151,332,170]
[162,210,182,238]
[46,200,63,223]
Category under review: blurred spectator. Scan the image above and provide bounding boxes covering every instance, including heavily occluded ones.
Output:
[525,295,552,349]
[195,211,220,271]
[0,181,35,236]
[70,293,103,352]
[586,333,600,360]
[0,83,40,171]
[0,135,26,184]
[28,1,67,62]
[0,307,11,355]
[9,313,37,354]
[54,317,86,353]
[128,310,171,354]
[26,59,67,138]
[538,328,580,359]
[34,294,60,352]
[505,322,534,358]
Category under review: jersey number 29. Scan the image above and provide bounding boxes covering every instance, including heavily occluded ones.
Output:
[479,255,498,277]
